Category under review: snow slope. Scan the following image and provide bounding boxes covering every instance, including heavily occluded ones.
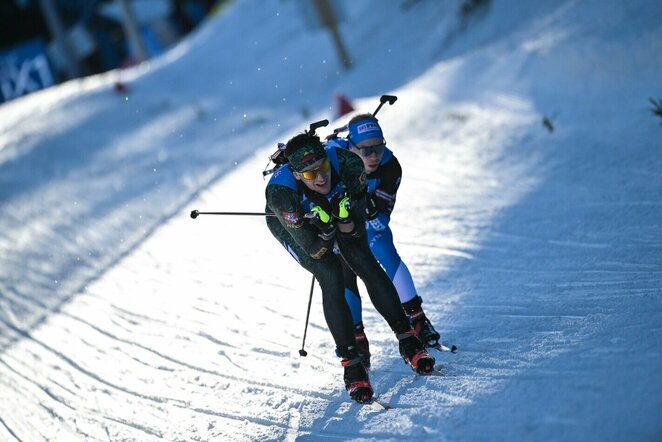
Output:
[1,0,661,440]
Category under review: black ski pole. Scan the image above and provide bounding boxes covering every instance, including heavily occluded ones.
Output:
[299,275,316,357]
[372,94,397,117]
[190,210,276,219]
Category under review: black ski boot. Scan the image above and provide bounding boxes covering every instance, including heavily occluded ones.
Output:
[341,356,373,403]
[397,330,435,374]
[354,323,371,368]
[402,296,441,348]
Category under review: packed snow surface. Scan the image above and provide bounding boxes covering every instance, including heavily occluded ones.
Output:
[1,0,661,440]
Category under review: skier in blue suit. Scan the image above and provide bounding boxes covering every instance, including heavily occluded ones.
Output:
[328,114,441,367]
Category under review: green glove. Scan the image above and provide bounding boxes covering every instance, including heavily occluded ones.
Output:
[305,206,336,241]
[331,193,352,223]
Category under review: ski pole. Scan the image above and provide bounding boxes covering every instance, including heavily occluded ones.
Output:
[372,94,397,117]
[298,275,316,357]
[190,210,276,219]
[191,207,314,356]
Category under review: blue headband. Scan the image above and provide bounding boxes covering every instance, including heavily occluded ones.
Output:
[348,119,383,145]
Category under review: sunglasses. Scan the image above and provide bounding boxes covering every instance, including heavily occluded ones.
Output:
[349,139,386,157]
[295,159,331,180]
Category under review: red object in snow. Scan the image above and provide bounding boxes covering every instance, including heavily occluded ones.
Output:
[114,81,127,94]
[334,93,355,119]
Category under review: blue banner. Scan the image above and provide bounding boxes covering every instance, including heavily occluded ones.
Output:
[0,38,55,104]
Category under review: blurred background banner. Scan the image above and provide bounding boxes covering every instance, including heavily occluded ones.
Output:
[0,0,223,103]
[0,37,54,103]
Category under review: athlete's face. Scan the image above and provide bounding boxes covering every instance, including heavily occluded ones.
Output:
[294,157,332,195]
[351,139,386,173]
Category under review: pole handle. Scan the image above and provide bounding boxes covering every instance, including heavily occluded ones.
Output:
[373,94,398,117]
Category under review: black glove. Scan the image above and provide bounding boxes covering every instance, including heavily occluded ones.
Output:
[330,193,352,224]
[305,206,337,241]
[365,195,379,220]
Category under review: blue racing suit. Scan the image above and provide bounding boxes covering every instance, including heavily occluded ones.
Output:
[329,139,419,325]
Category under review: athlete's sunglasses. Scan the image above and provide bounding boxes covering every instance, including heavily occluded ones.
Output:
[349,139,386,157]
[295,159,331,180]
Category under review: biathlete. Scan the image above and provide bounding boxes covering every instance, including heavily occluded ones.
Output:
[327,114,442,367]
[264,131,435,403]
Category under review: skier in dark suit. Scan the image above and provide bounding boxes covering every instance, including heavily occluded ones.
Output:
[265,131,435,403]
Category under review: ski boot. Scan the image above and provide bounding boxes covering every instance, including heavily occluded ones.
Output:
[402,296,441,348]
[397,330,435,374]
[354,323,371,368]
[340,351,374,404]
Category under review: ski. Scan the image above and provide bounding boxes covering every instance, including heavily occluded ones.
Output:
[368,399,393,411]
[430,343,457,353]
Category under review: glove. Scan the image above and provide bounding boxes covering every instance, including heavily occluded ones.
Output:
[365,195,379,220]
[330,193,352,224]
[305,206,337,241]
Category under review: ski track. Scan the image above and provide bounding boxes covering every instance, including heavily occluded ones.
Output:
[1,0,662,440]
